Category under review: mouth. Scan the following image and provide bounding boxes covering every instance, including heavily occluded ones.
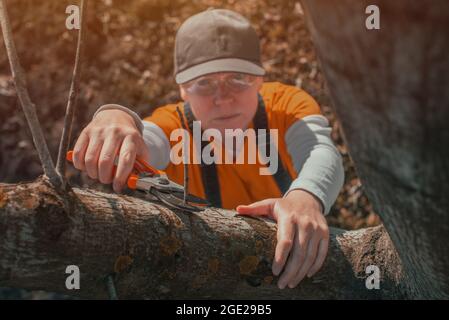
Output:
[214,114,241,121]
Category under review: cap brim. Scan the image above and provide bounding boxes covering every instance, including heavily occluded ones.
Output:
[175,58,265,84]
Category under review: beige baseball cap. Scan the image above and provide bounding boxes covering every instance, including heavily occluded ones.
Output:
[174,8,266,84]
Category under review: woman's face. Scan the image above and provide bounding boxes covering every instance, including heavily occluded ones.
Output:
[180,72,264,135]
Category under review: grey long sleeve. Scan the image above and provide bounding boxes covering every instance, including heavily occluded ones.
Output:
[284,115,344,215]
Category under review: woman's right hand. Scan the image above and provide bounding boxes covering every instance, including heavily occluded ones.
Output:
[72,109,150,193]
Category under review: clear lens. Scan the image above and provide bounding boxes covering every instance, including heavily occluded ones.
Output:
[185,73,256,96]
[227,74,256,91]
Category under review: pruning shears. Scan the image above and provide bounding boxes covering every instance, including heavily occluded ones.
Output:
[66,151,209,212]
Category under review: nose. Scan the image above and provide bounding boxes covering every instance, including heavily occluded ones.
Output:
[213,82,233,104]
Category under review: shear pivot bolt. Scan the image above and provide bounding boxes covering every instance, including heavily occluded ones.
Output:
[158,178,170,185]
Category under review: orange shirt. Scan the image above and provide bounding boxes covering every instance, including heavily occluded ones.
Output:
[143,82,322,210]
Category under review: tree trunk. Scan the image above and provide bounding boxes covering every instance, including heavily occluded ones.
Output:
[301,0,449,298]
[0,177,403,299]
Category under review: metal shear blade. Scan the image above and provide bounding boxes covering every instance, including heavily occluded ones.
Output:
[135,175,209,211]
[149,188,207,212]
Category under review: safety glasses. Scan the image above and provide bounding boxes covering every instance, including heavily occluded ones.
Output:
[183,72,258,96]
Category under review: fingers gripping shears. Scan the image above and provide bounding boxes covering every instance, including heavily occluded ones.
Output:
[66,151,209,212]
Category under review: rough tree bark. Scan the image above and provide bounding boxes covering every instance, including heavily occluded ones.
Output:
[0,178,403,299]
[301,0,449,298]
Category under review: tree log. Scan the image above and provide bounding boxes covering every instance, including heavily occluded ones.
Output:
[0,178,404,299]
[301,0,449,298]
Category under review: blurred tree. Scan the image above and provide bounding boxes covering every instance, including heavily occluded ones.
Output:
[301,0,449,298]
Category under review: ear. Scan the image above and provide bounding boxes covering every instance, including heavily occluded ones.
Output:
[179,85,189,101]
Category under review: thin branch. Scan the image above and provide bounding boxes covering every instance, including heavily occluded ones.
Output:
[56,0,88,183]
[0,0,62,187]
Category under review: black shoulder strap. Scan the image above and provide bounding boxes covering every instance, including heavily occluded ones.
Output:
[183,102,222,208]
[182,95,292,208]
[253,94,292,195]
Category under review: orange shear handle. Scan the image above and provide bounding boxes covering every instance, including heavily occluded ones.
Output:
[66,150,162,190]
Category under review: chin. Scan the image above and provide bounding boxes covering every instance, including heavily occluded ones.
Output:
[217,118,246,131]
